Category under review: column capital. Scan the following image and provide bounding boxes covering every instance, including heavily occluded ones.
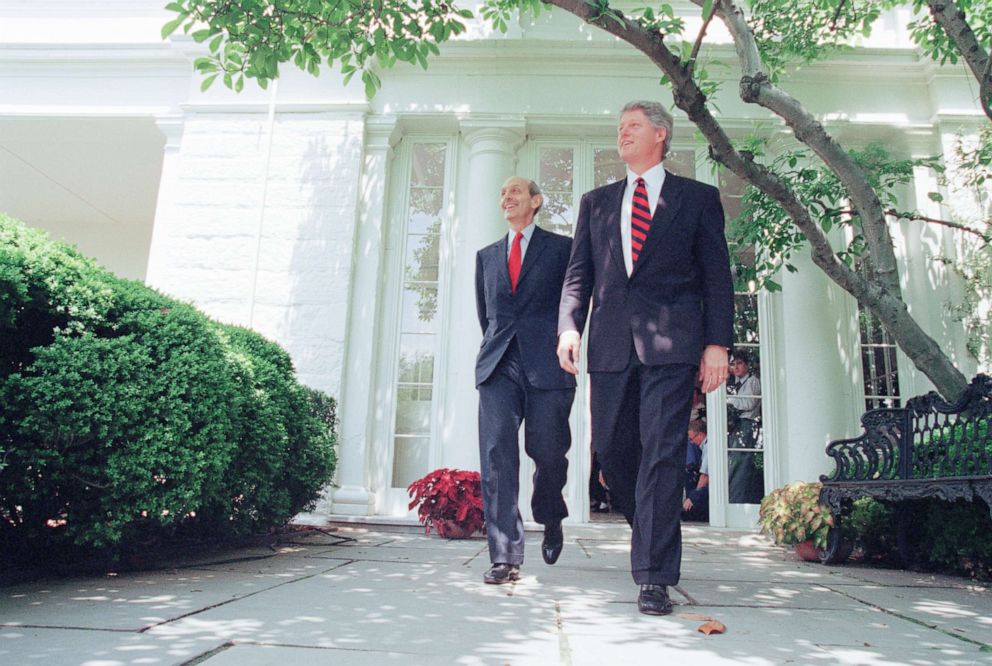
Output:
[154,114,185,151]
[460,116,526,156]
[365,114,402,155]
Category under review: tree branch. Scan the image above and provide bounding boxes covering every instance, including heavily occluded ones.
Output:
[887,209,991,241]
[686,3,716,80]
[927,0,992,121]
[833,207,991,240]
[712,0,903,301]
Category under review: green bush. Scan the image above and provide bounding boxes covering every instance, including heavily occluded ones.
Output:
[0,213,336,559]
[844,497,992,579]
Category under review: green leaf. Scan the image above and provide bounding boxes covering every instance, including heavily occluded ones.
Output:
[199,73,219,92]
[191,28,214,44]
[161,15,186,40]
[209,33,224,53]
[702,0,713,19]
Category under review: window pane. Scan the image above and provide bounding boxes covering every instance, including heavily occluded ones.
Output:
[393,436,430,488]
[539,147,573,191]
[594,148,625,187]
[538,192,574,237]
[397,335,434,384]
[405,232,439,283]
[718,169,746,226]
[733,293,759,344]
[411,143,446,188]
[400,286,438,332]
[395,391,432,434]
[409,189,443,234]
[665,150,696,178]
[538,146,575,236]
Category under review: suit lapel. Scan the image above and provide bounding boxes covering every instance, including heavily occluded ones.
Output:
[495,234,512,293]
[603,180,627,276]
[516,225,547,290]
[630,171,685,277]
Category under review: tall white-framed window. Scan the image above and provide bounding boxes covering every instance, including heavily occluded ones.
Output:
[388,140,453,490]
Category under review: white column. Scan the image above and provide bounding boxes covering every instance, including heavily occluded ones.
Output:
[778,248,861,483]
[438,119,525,473]
[145,115,185,286]
[330,116,401,516]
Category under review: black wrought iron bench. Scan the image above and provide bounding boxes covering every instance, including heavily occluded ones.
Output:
[818,374,992,564]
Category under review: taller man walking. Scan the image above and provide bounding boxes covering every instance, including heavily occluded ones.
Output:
[557,101,734,614]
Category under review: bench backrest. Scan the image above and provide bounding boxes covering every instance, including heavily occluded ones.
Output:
[822,374,991,483]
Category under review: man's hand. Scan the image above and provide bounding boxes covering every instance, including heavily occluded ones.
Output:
[557,331,581,375]
[682,498,693,511]
[699,344,729,393]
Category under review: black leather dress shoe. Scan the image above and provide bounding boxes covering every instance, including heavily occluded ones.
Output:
[483,563,520,585]
[637,584,673,615]
[542,522,564,565]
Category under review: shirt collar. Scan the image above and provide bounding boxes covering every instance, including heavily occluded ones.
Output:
[508,221,537,242]
[626,162,666,192]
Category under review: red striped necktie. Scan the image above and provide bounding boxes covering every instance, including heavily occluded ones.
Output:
[631,177,651,265]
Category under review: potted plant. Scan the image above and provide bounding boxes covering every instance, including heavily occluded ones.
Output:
[407,468,485,538]
[758,481,835,561]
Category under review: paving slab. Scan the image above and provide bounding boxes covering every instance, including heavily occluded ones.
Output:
[0,625,223,665]
[303,545,485,565]
[198,642,541,666]
[559,603,984,659]
[675,578,864,610]
[827,564,992,589]
[0,561,345,631]
[826,582,992,646]
[144,559,561,662]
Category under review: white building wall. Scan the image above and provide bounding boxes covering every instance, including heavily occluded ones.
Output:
[146,108,365,396]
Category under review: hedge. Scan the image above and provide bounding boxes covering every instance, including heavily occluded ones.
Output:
[0,213,337,558]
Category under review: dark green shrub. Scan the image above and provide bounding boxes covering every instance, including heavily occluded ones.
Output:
[846,497,899,563]
[912,499,992,578]
[0,213,336,560]
[843,497,992,579]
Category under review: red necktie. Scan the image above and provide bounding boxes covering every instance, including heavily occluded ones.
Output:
[508,231,523,294]
[631,177,651,264]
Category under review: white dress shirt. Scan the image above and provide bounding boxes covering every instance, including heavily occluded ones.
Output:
[620,163,666,276]
[505,221,537,264]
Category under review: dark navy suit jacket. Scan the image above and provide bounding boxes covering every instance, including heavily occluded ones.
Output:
[475,225,576,390]
[558,171,734,370]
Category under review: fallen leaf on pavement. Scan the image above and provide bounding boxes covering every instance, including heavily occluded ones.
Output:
[698,620,726,635]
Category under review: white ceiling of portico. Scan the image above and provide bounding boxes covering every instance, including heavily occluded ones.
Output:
[0,116,164,280]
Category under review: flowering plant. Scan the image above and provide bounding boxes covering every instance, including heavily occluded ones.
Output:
[407,468,485,538]
[758,481,834,550]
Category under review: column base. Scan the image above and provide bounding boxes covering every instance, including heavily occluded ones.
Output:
[330,485,376,516]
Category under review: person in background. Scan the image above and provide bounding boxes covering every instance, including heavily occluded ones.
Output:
[682,419,709,522]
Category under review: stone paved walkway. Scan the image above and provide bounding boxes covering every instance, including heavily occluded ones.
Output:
[1,521,990,665]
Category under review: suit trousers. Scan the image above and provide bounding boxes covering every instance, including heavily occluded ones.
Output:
[478,339,574,565]
[590,353,696,585]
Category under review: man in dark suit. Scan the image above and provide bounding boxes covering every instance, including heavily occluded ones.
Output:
[557,101,734,614]
[476,176,576,584]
